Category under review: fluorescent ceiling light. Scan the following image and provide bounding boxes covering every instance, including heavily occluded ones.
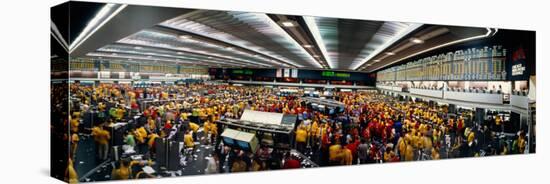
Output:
[281,21,295,27]
[409,38,424,44]
[249,13,321,68]
[97,44,252,67]
[69,4,127,53]
[51,21,69,52]
[385,52,395,55]
[304,16,334,69]
[179,35,192,39]
[159,13,305,68]
[116,36,272,67]
[303,44,313,48]
[88,52,197,65]
[351,22,422,70]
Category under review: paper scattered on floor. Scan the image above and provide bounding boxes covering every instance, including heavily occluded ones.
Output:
[143,166,156,174]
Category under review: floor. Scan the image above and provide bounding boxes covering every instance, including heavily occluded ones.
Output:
[78,131,219,182]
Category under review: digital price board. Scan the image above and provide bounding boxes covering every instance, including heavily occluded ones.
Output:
[321,71,350,78]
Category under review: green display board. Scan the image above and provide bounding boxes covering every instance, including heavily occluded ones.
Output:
[321,71,350,78]
[233,69,254,75]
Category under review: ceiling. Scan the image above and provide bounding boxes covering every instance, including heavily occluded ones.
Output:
[53,2,496,72]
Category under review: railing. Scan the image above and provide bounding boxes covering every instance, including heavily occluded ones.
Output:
[444,90,503,104]
[510,94,529,109]
[376,84,402,92]
[409,88,444,98]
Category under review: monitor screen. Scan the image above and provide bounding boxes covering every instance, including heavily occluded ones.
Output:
[223,137,235,145]
[237,140,250,150]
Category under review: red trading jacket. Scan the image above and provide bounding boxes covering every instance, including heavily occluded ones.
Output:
[283,159,301,169]
[322,131,331,148]
[362,128,371,140]
[346,140,360,158]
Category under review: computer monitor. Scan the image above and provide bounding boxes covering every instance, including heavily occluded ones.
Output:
[223,137,235,146]
[221,128,240,146]
[237,140,250,151]
[329,108,335,115]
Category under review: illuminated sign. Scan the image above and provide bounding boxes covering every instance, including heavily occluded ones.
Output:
[512,64,526,76]
[232,69,253,75]
[322,71,350,78]
[511,47,527,77]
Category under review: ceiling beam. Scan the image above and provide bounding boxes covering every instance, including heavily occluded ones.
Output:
[70,5,194,57]
[303,16,334,69]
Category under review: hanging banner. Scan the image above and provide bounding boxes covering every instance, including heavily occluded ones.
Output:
[507,46,532,81]
[291,69,298,78]
[276,69,282,78]
[283,68,290,78]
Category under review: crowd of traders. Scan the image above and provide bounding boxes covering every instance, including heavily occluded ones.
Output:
[64,82,528,182]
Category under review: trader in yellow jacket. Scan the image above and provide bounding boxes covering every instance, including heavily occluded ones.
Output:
[431,146,440,160]
[518,131,526,153]
[111,159,141,180]
[134,127,148,144]
[189,122,200,133]
[65,158,78,183]
[295,126,308,153]
[397,136,407,160]
[183,130,196,155]
[329,143,343,165]
[308,121,319,148]
[134,126,149,154]
[203,120,218,145]
[147,133,159,149]
[404,143,415,161]
[70,133,79,161]
[341,147,353,165]
[92,125,111,160]
[70,117,79,134]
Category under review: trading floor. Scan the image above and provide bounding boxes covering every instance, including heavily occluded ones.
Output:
[50,2,535,183]
[61,82,533,182]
